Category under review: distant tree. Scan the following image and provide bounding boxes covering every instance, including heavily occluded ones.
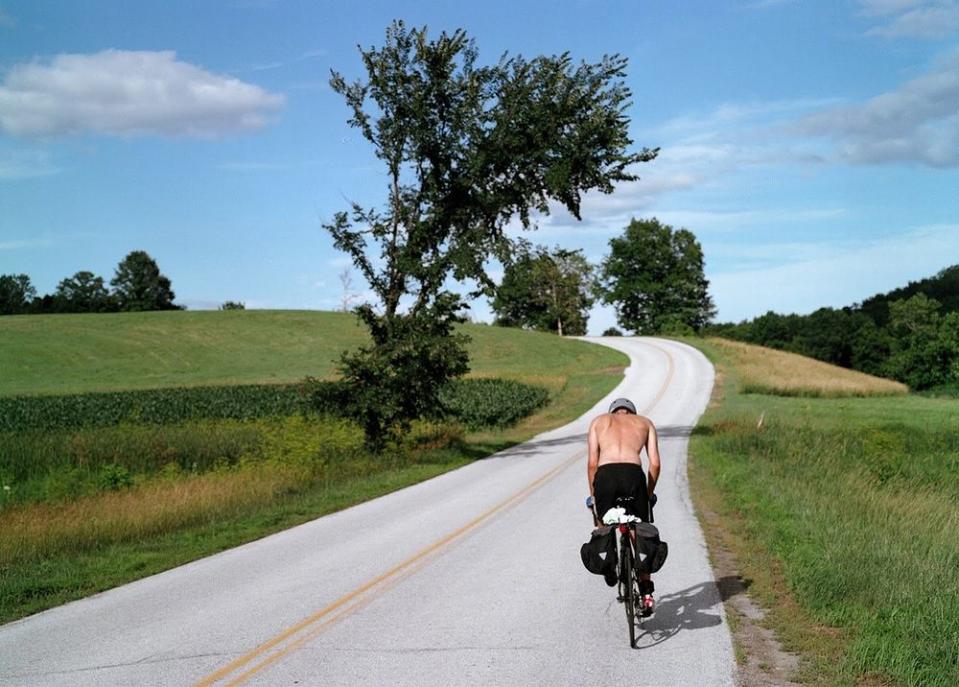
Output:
[600,218,714,334]
[338,268,360,313]
[220,301,245,310]
[110,251,178,311]
[602,327,623,336]
[860,264,959,327]
[325,21,654,448]
[747,311,803,349]
[849,316,891,377]
[55,271,113,312]
[0,274,36,315]
[787,307,856,367]
[492,246,596,336]
[884,294,959,389]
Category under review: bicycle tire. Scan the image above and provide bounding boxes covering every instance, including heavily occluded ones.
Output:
[621,531,637,648]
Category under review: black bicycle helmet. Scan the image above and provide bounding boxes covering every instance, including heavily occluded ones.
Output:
[608,397,637,414]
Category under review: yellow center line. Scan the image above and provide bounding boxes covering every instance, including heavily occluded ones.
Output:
[195,338,676,687]
[194,451,582,687]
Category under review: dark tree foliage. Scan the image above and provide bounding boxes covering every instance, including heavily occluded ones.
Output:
[600,218,715,334]
[220,301,246,310]
[325,21,654,447]
[883,294,959,389]
[340,296,470,449]
[55,271,114,313]
[860,265,959,326]
[492,246,596,336]
[602,327,623,336]
[0,274,36,315]
[110,251,179,312]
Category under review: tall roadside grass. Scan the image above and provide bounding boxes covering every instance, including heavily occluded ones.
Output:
[687,337,959,687]
[707,337,908,397]
[0,416,368,563]
[0,421,264,505]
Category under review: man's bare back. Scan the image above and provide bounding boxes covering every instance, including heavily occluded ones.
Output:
[591,413,651,466]
[587,400,661,502]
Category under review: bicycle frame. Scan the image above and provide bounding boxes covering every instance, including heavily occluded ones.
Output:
[617,522,640,647]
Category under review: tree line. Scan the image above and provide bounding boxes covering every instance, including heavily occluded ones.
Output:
[707,265,959,390]
[490,217,714,337]
[0,250,180,315]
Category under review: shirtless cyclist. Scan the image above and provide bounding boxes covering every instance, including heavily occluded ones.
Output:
[587,397,661,615]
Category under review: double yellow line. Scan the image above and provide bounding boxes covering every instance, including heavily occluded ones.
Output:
[195,340,675,686]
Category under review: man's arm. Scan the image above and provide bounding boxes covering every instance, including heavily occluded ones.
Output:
[645,421,660,498]
[587,417,601,497]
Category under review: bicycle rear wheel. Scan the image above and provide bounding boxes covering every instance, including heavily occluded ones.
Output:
[620,532,637,647]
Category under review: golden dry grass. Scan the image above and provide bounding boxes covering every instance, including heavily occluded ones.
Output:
[0,465,306,564]
[707,337,908,397]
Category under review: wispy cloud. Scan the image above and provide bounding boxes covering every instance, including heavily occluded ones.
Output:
[217,161,288,172]
[0,50,285,138]
[0,148,59,179]
[655,207,847,232]
[710,224,959,320]
[741,0,797,10]
[860,0,959,39]
[0,238,54,251]
[241,49,327,73]
[797,48,959,167]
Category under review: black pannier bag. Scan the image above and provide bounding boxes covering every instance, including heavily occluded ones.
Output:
[580,526,617,583]
[634,522,669,573]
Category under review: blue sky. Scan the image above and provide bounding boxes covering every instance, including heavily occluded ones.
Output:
[1,0,957,333]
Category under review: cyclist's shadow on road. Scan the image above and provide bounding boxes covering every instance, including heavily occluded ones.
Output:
[633,579,731,649]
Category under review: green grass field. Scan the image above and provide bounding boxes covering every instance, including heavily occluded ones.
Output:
[686,338,959,687]
[0,310,627,622]
[0,310,614,396]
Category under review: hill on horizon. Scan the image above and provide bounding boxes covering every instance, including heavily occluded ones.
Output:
[0,309,622,397]
[706,264,959,391]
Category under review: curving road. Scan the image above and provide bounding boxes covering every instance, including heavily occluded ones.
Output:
[0,337,735,686]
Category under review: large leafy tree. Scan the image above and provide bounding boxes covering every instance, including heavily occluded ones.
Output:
[325,21,654,447]
[600,218,715,334]
[0,274,36,315]
[884,293,959,389]
[110,251,178,312]
[492,246,596,336]
[55,271,113,312]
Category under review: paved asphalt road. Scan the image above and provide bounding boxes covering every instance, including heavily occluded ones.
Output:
[0,337,735,686]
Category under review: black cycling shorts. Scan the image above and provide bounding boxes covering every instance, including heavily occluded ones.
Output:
[593,462,649,522]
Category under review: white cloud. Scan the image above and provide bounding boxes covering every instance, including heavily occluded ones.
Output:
[0,50,285,138]
[710,224,959,320]
[655,207,847,233]
[798,49,959,166]
[0,148,59,179]
[245,49,327,73]
[860,0,925,14]
[0,238,54,251]
[217,161,287,172]
[742,0,796,9]
[860,0,959,38]
[651,97,840,139]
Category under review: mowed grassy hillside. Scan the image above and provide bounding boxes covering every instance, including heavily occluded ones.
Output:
[0,310,614,396]
[687,338,958,687]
